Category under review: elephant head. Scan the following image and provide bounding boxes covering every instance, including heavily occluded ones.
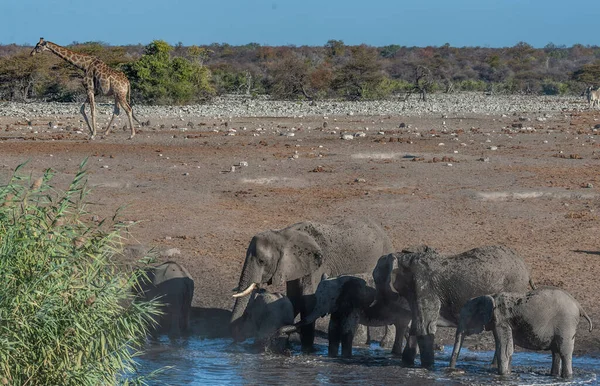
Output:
[231,288,294,344]
[373,245,436,301]
[296,274,373,328]
[230,226,324,331]
[449,295,495,368]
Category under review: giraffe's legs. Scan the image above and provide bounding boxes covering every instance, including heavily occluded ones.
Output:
[104,99,121,137]
[80,91,97,139]
[119,96,136,139]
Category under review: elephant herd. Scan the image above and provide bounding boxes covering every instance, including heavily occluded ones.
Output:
[136,218,593,379]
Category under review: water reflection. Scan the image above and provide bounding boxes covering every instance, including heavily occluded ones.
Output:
[135,336,599,385]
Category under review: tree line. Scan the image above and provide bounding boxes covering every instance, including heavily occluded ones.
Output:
[0,39,599,105]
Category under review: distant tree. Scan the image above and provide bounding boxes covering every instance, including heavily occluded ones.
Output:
[0,53,39,100]
[325,40,345,57]
[572,60,600,85]
[380,44,402,59]
[332,45,386,100]
[268,53,311,99]
[308,61,334,99]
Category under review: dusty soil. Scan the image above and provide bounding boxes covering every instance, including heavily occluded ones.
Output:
[1,101,599,355]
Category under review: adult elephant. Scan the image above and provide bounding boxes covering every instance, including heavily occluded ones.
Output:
[137,261,195,336]
[231,218,394,351]
[372,245,534,368]
[450,287,593,378]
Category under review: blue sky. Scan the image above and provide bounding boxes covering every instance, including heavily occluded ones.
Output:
[2,0,599,48]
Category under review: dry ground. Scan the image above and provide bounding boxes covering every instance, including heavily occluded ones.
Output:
[1,106,599,354]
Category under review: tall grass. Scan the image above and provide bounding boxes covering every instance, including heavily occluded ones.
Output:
[0,160,160,385]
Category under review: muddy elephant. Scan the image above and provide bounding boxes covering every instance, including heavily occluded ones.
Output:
[294,273,406,357]
[137,261,194,336]
[372,245,535,368]
[449,287,593,378]
[231,218,394,352]
[231,287,295,353]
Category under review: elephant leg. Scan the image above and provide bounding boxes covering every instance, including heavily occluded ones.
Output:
[493,324,514,375]
[288,279,316,352]
[340,310,360,358]
[380,324,396,349]
[559,338,574,378]
[560,354,572,379]
[551,350,561,376]
[299,320,316,353]
[491,351,498,367]
[341,331,354,358]
[180,278,194,334]
[401,323,418,364]
[328,314,341,357]
[416,334,435,368]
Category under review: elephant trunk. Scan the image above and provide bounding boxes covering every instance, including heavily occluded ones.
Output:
[296,301,327,328]
[230,267,261,335]
[449,330,465,368]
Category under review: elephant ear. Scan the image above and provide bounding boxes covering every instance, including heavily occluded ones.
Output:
[272,230,323,285]
[462,295,495,335]
[373,253,401,302]
[373,253,398,287]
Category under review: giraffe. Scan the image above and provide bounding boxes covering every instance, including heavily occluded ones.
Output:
[30,37,140,139]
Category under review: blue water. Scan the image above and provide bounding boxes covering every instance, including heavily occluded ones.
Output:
[134,336,599,385]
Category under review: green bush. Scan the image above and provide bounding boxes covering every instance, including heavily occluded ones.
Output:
[124,40,215,105]
[0,161,160,385]
[541,79,569,95]
[456,79,487,91]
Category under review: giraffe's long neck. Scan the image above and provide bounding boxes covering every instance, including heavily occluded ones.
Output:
[44,41,96,71]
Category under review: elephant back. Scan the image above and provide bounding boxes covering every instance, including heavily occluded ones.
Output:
[435,245,533,320]
[302,219,394,277]
[152,261,194,286]
[448,245,531,289]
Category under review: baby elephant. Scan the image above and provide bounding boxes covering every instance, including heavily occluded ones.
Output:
[231,287,295,354]
[295,273,406,358]
[450,286,593,378]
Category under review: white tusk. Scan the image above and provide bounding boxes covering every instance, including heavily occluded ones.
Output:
[232,282,257,298]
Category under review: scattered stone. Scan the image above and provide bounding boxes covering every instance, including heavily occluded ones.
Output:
[341,134,354,140]
[162,248,181,257]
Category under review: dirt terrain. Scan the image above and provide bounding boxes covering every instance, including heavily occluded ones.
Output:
[0,99,598,355]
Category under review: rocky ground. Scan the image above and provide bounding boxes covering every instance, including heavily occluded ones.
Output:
[0,92,598,355]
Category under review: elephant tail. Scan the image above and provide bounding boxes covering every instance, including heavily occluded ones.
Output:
[528,278,536,290]
[581,307,593,332]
